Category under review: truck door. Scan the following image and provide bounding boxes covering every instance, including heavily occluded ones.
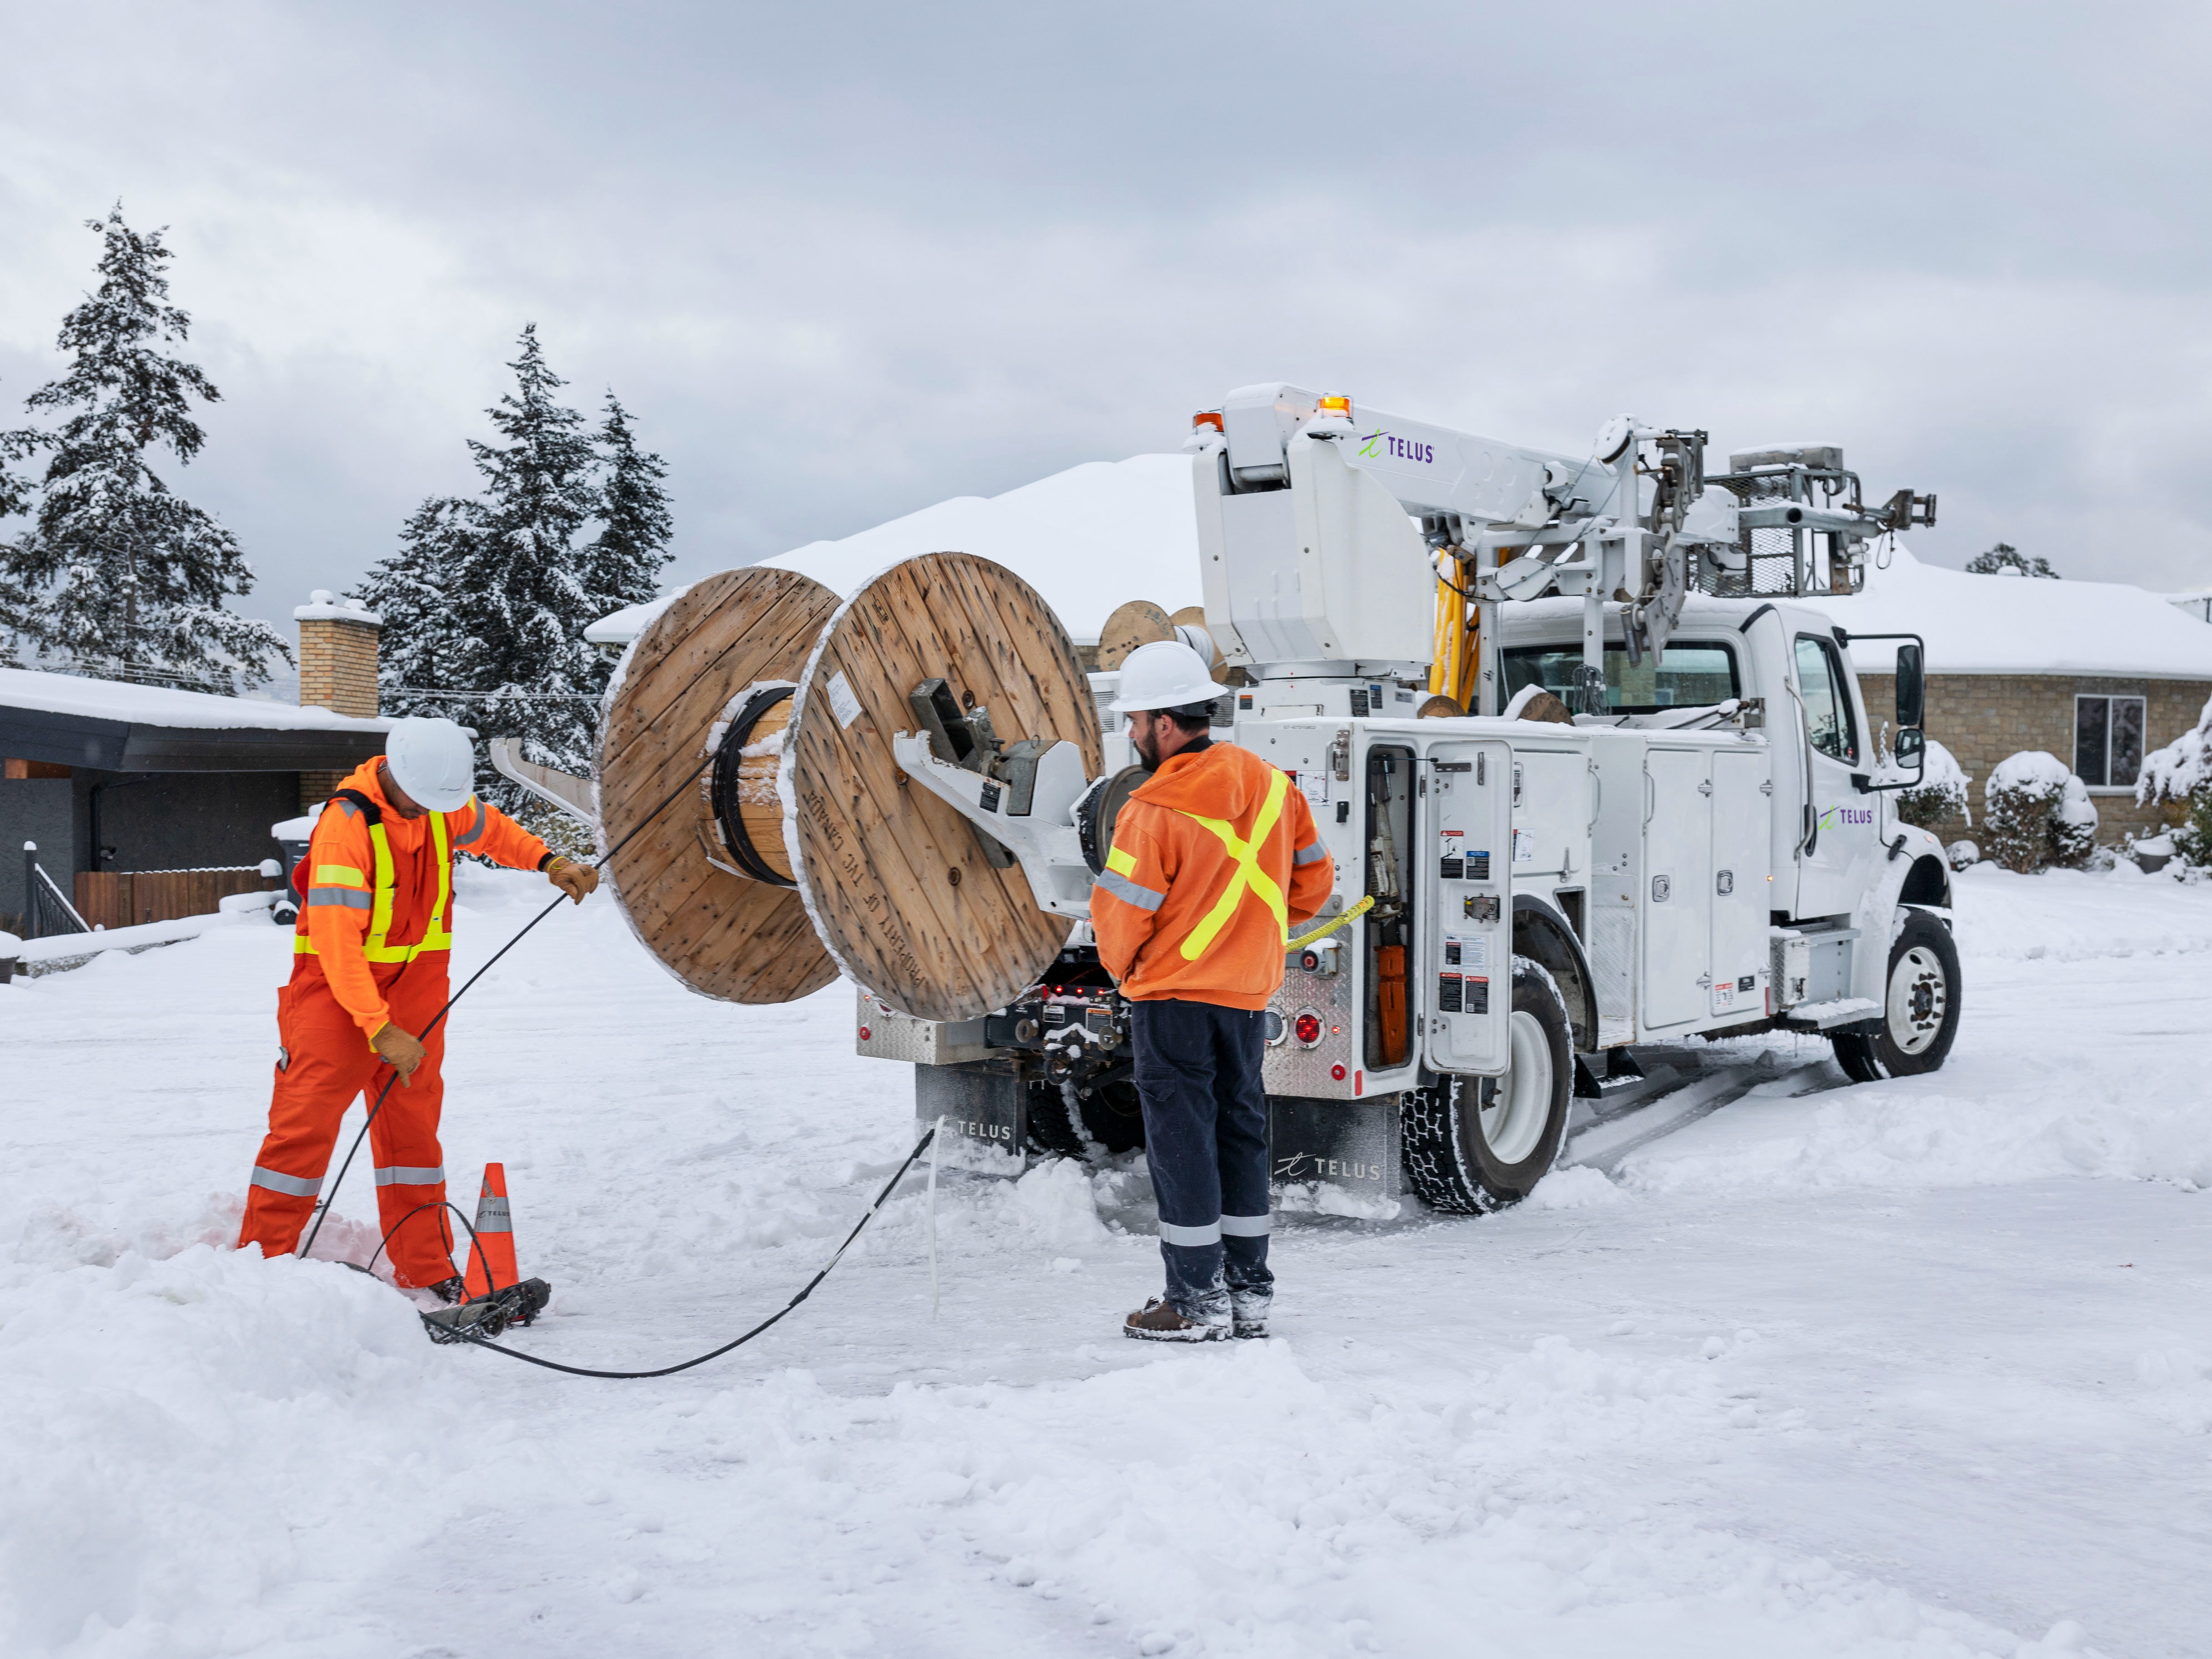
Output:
[1709,748,1771,1017]
[1790,632,1880,918]
[1642,747,1712,1029]
[1421,739,1513,1076]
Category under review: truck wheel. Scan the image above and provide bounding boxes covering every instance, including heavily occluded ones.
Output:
[1401,956,1573,1214]
[1831,908,1961,1082]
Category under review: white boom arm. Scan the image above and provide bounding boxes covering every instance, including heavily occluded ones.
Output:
[1194,383,1744,713]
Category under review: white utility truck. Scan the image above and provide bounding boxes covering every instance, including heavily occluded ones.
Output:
[859,387,1956,1212]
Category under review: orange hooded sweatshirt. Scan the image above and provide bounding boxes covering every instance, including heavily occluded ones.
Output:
[1091,739,1335,1010]
[295,759,551,1039]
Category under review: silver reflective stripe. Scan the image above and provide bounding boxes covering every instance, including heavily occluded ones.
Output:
[473,1196,513,1233]
[1293,840,1328,867]
[1095,869,1166,912]
[1220,1212,1272,1237]
[251,1166,322,1198]
[336,799,359,819]
[454,801,490,848]
[374,1165,446,1187]
[306,887,373,910]
[1158,1219,1222,1247]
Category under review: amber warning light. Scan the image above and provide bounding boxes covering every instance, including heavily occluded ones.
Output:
[1191,410,1224,433]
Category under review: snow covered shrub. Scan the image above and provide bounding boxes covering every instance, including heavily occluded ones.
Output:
[2137,692,2212,864]
[1982,751,2098,873]
[1946,839,1980,871]
[1892,738,1971,830]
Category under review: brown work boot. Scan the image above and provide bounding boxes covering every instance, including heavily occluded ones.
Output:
[1123,1297,1230,1343]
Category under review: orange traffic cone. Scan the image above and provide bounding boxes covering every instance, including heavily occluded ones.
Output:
[460,1163,520,1299]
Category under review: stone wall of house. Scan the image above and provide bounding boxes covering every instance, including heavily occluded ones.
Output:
[1856,672,2206,848]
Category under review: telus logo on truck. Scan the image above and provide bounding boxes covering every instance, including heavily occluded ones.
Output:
[1357,429,1434,465]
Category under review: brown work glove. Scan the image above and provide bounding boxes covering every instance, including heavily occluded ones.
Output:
[546,856,599,904]
[372,1021,427,1087]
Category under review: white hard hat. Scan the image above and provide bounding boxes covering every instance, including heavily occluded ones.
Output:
[385,716,475,813]
[1110,640,1221,714]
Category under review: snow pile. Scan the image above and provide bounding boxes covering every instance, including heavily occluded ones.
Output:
[0,1245,466,1654]
[591,455,1203,649]
[761,455,1200,643]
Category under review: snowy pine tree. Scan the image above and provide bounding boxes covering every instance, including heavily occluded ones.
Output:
[356,496,482,714]
[1966,542,2058,579]
[583,391,673,614]
[0,415,35,668]
[0,207,289,692]
[361,327,671,817]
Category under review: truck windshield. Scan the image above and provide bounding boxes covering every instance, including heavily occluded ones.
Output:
[1502,643,1739,713]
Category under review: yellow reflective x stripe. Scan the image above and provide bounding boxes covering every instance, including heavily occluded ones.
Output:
[1174,769,1289,962]
[314,864,367,888]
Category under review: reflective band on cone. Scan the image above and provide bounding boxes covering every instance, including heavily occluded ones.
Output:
[461,1162,522,1299]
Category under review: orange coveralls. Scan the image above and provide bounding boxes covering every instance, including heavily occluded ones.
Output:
[237,759,549,1287]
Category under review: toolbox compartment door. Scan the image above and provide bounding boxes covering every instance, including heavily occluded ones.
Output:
[1641,746,1714,1029]
[1420,739,1513,1076]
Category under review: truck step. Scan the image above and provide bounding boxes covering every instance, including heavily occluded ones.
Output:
[1781,996,1882,1031]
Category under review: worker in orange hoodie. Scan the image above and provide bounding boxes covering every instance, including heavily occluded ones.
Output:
[1091,641,1334,1342]
[237,716,597,1299]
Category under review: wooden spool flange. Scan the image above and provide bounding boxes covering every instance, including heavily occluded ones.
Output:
[597,566,842,1004]
[779,552,1104,1023]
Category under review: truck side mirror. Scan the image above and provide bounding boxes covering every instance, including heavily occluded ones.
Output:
[1895,642,1925,729]
[1893,725,1925,783]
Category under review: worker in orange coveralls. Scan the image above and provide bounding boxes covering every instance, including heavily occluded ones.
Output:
[236,716,597,1299]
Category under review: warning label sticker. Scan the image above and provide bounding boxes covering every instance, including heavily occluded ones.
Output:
[825,671,864,729]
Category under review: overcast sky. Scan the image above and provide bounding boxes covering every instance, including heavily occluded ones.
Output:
[3,0,2208,637]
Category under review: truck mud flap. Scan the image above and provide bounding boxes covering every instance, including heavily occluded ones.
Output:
[915,1061,1028,1175]
[1270,1095,1402,1200]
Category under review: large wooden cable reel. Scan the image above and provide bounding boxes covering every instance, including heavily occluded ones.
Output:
[597,566,842,1003]
[1096,599,1229,684]
[779,552,1104,1024]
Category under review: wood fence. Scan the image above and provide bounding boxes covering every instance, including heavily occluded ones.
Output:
[74,867,276,931]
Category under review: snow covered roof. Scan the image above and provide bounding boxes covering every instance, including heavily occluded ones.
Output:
[0,667,392,773]
[0,668,391,732]
[588,454,1202,647]
[1806,545,2212,680]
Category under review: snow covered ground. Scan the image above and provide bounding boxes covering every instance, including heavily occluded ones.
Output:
[4,861,2208,1658]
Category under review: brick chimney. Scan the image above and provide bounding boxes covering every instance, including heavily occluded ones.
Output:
[296,589,383,810]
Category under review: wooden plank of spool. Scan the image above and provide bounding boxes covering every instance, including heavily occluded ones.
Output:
[780,552,1104,1024]
[596,565,842,1004]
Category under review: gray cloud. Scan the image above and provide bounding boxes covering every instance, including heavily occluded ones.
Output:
[3,0,2208,640]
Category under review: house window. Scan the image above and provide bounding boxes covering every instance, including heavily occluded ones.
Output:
[2074,694,2144,788]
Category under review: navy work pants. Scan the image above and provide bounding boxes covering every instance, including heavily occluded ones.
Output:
[1130,998,1274,1322]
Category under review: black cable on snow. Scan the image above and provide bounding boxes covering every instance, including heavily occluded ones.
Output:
[428,1121,940,1380]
